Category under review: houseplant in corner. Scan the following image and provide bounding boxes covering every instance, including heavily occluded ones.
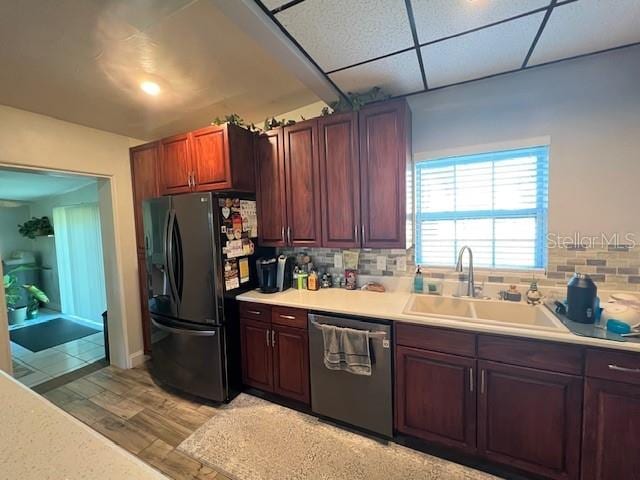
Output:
[3,265,50,324]
[3,273,26,325]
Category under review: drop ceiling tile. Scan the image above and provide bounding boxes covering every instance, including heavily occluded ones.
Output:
[260,0,291,11]
[329,50,424,97]
[421,12,544,88]
[528,0,640,66]
[411,0,550,44]
[276,0,414,72]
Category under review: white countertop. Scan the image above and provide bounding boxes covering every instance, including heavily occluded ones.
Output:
[0,371,167,480]
[237,288,640,354]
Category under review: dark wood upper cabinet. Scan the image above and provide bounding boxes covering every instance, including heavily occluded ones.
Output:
[256,129,287,247]
[130,141,160,252]
[359,98,410,248]
[240,318,274,392]
[160,132,192,195]
[283,120,322,247]
[318,112,360,248]
[478,360,582,480]
[272,324,310,404]
[396,346,477,453]
[192,126,230,190]
[159,124,255,196]
[582,377,640,480]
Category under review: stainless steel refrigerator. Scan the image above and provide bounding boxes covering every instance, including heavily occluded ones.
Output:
[142,192,268,402]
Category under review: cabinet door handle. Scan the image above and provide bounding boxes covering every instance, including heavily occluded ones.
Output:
[608,364,640,373]
[480,369,486,395]
[187,173,191,188]
[247,310,262,316]
[287,226,291,245]
[354,225,359,243]
[271,330,276,347]
[281,226,285,242]
[265,329,270,347]
[469,367,474,393]
[361,225,365,244]
[279,314,296,320]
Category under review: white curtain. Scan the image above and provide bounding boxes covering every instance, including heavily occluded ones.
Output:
[53,203,107,323]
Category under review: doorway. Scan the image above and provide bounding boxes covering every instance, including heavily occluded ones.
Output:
[0,168,109,387]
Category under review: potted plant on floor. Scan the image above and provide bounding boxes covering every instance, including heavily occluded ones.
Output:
[3,265,50,324]
[24,284,49,319]
[4,273,27,325]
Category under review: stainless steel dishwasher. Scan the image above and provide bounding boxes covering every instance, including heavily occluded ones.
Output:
[308,313,393,438]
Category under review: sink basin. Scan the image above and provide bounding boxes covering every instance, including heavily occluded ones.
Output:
[403,294,568,333]
[404,295,475,318]
[471,300,564,331]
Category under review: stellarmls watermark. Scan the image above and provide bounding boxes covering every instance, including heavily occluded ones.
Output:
[547,233,637,250]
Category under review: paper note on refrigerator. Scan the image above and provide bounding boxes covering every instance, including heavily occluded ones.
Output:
[240,200,258,238]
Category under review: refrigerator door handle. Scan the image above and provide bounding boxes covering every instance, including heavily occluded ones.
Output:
[151,318,217,337]
[166,210,180,308]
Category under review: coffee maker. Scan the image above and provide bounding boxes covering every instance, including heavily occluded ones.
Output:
[256,255,294,293]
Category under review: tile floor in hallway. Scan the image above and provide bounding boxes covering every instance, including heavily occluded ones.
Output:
[11,313,105,387]
[42,365,228,480]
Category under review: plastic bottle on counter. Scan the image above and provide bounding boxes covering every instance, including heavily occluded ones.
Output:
[308,271,319,291]
[414,265,424,293]
[292,266,299,289]
[297,271,309,290]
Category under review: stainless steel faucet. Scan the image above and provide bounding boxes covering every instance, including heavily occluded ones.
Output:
[455,246,476,297]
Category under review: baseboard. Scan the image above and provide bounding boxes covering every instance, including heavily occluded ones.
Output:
[128,350,147,368]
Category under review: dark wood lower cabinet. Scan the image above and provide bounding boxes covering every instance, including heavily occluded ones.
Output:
[272,324,310,404]
[477,360,583,480]
[396,346,476,453]
[240,318,273,392]
[582,378,640,480]
[239,308,310,406]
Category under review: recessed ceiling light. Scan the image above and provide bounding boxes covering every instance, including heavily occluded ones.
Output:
[140,81,161,96]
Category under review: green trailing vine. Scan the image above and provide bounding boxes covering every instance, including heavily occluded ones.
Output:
[211,114,260,132]
[211,86,390,133]
[321,86,391,116]
[263,117,297,131]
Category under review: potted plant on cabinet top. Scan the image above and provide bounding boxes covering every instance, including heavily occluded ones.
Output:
[17,216,54,239]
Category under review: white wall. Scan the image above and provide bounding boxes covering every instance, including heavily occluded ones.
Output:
[0,105,145,371]
[0,204,31,261]
[29,183,100,311]
[408,45,640,239]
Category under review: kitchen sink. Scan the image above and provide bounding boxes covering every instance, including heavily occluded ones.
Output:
[403,294,568,332]
[404,294,475,318]
[471,300,564,330]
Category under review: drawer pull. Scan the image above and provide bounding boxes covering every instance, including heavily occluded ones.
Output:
[247,310,262,315]
[280,314,296,320]
[608,364,640,373]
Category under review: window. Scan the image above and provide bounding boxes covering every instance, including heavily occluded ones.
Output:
[415,146,548,269]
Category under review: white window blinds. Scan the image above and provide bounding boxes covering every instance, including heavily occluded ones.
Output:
[415,146,549,269]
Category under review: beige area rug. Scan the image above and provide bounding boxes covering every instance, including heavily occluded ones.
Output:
[178,394,497,480]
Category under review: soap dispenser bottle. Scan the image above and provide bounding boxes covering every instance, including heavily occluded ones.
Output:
[414,265,424,293]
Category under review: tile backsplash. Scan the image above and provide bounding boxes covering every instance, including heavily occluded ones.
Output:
[279,242,640,291]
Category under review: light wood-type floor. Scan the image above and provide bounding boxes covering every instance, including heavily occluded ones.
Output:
[42,365,230,480]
